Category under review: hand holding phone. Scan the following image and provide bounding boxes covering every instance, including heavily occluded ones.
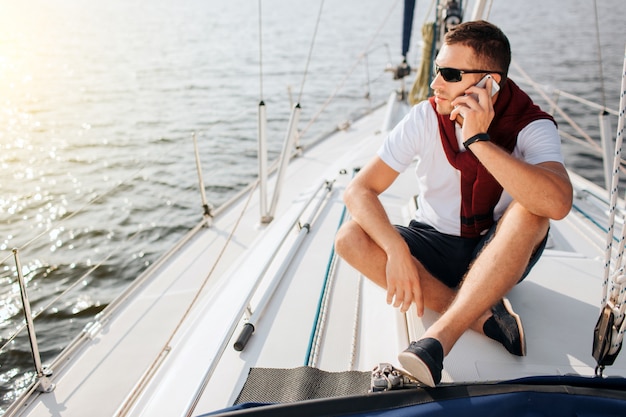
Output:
[469,74,500,101]
[452,74,500,126]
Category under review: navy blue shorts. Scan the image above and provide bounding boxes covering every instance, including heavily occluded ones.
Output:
[394,220,547,288]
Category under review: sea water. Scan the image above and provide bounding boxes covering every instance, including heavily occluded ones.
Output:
[0,0,624,411]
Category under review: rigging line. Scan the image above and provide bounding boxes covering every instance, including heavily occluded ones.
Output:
[118,179,259,417]
[423,0,436,25]
[299,0,402,139]
[483,0,494,20]
[258,0,264,100]
[511,60,600,150]
[509,77,624,172]
[0,250,12,266]
[559,130,626,175]
[297,0,325,103]
[512,76,618,116]
[592,0,607,108]
[7,151,174,256]
[0,226,145,353]
[553,89,618,116]
[600,47,626,307]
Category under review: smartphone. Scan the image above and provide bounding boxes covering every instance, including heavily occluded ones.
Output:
[470,74,500,100]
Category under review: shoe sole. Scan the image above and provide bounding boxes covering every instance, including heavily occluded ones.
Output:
[397,351,437,387]
[502,297,526,356]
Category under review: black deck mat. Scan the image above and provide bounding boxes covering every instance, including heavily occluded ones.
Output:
[234,366,371,404]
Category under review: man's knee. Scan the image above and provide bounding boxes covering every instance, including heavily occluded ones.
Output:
[498,202,550,246]
[335,220,367,260]
[335,220,356,258]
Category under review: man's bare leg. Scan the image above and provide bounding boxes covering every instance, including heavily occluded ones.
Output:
[393,202,548,386]
[335,220,492,333]
[419,201,549,356]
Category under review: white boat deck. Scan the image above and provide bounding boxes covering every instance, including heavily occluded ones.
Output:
[10,103,626,417]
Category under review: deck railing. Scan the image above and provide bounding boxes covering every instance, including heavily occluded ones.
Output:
[512,60,622,190]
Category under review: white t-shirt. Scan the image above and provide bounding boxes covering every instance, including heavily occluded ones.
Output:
[378,100,564,236]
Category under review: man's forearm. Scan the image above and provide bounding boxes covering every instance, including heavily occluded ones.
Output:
[468,141,573,219]
[344,186,408,257]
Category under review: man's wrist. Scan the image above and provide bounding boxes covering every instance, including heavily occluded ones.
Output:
[463,133,490,149]
[384,235,411,258]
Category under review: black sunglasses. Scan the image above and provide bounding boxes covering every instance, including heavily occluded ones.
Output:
[435,65,502,83]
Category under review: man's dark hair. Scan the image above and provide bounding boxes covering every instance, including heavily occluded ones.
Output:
[444,20,511,83]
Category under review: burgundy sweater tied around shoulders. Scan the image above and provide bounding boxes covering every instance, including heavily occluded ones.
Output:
[428,79,556,238]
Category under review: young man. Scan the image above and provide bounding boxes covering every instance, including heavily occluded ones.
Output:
[334,20,572,387]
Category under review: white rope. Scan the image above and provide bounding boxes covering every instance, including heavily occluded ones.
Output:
[602,45,626,354]
[308,250,340,368]
[348,274,363,371]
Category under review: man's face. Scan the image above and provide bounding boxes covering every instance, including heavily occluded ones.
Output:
[430,43,486,116]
